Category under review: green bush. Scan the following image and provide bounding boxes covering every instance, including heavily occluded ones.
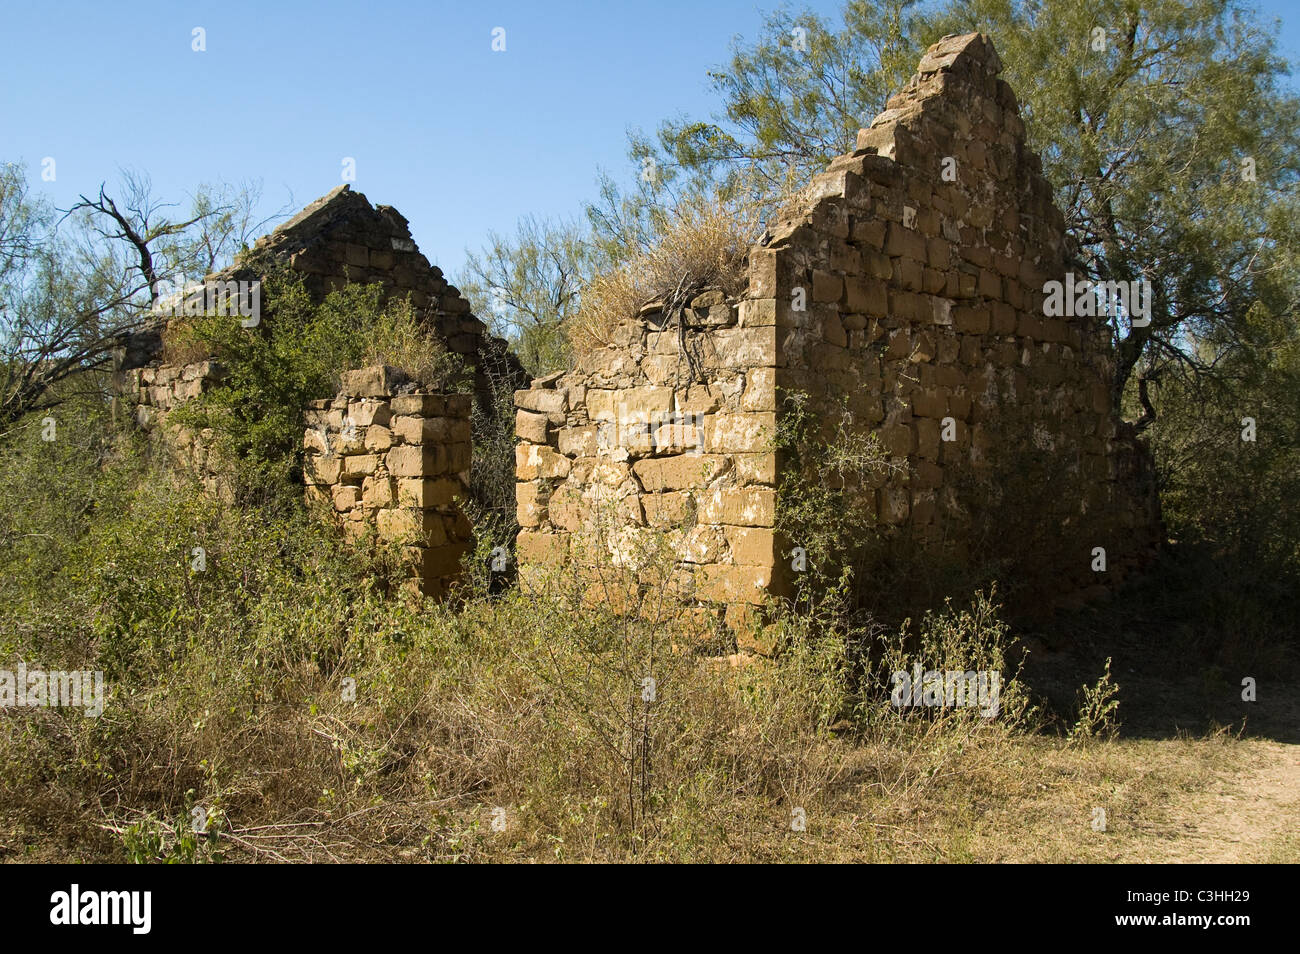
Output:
[169,268,468,499]
[772,389,893,613]
[1142,304,1300,665]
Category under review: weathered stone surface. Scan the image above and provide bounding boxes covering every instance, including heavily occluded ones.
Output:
[303,455,341,485]
[347,399,391,427]
[515,443,571,480]
[517,530,569,565]
[725,527,777,567]
[342,454,380,478]
[514,388,568,420]
[341,365,405,398]
[397,477,464,508]
[696,565,773,604]
[364,425,394,452]
[697,488,776,527]
[631,455,728,492]
[304,376,474,600]
[516,481,547,528]
[509,32,1161,621]
[516,410,550,445]
[393,414,471,445]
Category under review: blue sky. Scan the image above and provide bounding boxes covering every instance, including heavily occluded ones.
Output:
[3,0,1297,283]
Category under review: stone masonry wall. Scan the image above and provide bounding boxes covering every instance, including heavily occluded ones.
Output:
[127,357,231,497]
[304,365,473,599]
[514,289,779,631]
[120,185,521,397]
[116,186,525,473]
[760,32,1160,609]
[516,32,1161,624]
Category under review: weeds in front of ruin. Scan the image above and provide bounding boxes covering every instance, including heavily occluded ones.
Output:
[771,387,898,613]
[0,399,1132,863]
[2,255,1294,861]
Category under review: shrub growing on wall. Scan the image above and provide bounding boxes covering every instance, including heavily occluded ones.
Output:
[169,267,468,500]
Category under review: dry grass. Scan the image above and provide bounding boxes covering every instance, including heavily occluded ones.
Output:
[4,650,1276,863]
[160,319,214,366]
[569,190,761,354]
[360,299,465,391]
[2,414,1296,865]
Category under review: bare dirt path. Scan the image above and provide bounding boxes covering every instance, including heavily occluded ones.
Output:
[1126,739,1300,863]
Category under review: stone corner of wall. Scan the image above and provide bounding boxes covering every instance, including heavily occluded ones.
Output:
[304,365,473,600]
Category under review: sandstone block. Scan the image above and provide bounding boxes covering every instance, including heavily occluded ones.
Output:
[515,443,571,480]
[726,527,777,567]
[332,485,361,511]
[702,326,777,368]
[342,454,380,478]
[696,564,773,604]
[341,365,403,398]
[557,424,598,457]
[698,487,775,527]
[741,367,776,412]
[397,477,464,508]
[632,454,727,492]
[362,476,396,508]
[516,530,570,565]
[735,453,778,486]
[953,305,990,334]
[391,394,446,416]
[364,425,393,452]
[303,455,341,485]
[515,388,568,420]
[738,298,778,327]
[844,278,889,316]
[912,390,948,419]
[347,399,391,427]
[642,492,697,528]
[390,415,470,445]
[517,480,547,527]
[678,525,728,565]
[387,445,435,478]
[812,270,843,303]
[704,412,776,454]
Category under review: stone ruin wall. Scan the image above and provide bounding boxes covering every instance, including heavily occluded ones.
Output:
[304,365,473,599]
[112,32,1163,615]
[116,185,524,490]
[515,288,780,633]
[221,185,513,397]
[113,186,528,593]
[120,184,519,397]
[129,357,231,496]
[516,33,1162,623]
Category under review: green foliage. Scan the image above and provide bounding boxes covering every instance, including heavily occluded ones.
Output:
[170,267,466,497]
[121,801,226,865]
[572,184,761,353]
[925,0,1300,405]
[0,406,1051,861]
[462,362,522,585]
[0,163,273,425]
[772,389,893,606]
[1142,301,1300,661]
[0,394,149,677]
[635,0,1300,411]
[874,589,1033,731]
[456,216,590,377]
[655,1,917,197]
[1069,657,1121,742]
[1149,305,1300,567]
[0,427,853,860]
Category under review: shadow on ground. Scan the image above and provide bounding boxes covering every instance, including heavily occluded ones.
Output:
[1011,544,1300,743]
